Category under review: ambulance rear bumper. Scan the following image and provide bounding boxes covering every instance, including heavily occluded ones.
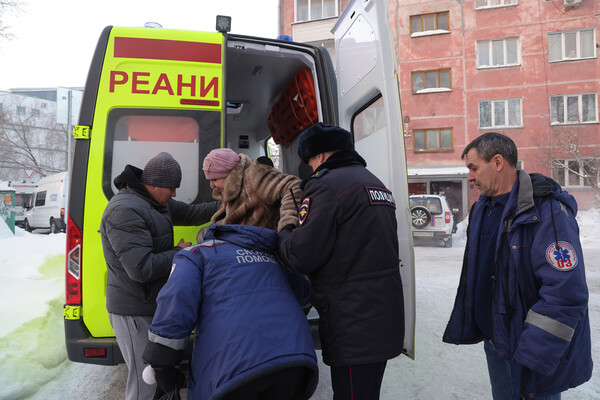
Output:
[64,319,125,366]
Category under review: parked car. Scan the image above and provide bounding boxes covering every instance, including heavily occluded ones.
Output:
[409,194,454,247]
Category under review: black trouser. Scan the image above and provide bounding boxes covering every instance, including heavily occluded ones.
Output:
[331,361,387,400]
[222,366,311,400]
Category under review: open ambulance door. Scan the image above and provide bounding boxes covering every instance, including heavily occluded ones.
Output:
[333,0,415,359]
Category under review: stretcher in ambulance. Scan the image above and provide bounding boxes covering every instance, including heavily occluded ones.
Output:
[64,0,415,365]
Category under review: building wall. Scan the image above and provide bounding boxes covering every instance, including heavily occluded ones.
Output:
[278,0,599,210]
[396,0,599,209]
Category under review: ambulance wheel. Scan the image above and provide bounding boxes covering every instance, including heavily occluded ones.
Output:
[411,206,431,229]
[50,219,58,234]
[24,219,32,232]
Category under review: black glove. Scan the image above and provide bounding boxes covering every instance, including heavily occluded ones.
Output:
[154,366,185,398]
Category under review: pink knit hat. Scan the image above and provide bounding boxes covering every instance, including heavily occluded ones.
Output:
[203,148,240,180]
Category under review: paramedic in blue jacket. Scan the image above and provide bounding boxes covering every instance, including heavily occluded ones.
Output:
[142,224,318,400]
[443,132,592,400]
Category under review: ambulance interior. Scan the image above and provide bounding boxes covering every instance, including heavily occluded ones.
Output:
[223,36,329,179]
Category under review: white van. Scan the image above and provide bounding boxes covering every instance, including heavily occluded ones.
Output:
[24,171,68,233]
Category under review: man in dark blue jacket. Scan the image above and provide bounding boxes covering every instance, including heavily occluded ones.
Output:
[443,132,592,399]
[278,123,405,400]
[142,224,318,400]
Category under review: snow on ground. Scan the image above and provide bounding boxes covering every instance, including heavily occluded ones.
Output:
[0,210,599,399]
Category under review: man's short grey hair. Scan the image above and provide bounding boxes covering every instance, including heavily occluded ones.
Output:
[462,132,518,168]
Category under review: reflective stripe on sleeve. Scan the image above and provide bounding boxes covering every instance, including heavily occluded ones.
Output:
[525,310,574,341]
[148,331,188,350]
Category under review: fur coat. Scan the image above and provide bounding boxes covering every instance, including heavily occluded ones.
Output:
[209,153,302,233]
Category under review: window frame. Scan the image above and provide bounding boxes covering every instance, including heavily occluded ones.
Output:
[413,128,454,152]
[476,37,521,69]
[548,28,597,62]
[295,0,339,23]
[411,69,452,94]
[478,98,523,129]
[474,0,518,10]
[552,158,600,188]
[410,11,450,37]
[102,108,221,204]
[550,93,598,125]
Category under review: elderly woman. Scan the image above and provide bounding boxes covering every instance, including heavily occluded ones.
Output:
[201,148,302,236]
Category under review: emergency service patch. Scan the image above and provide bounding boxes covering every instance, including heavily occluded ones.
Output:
[298,198,310,225]
[365,186,396,208]
[545,241,578,271]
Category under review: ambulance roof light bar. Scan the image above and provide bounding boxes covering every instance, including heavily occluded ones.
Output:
[216,15,231,33]
[144,22,162,29]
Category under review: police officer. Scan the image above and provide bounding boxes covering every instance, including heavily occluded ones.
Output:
[278,123,405,400]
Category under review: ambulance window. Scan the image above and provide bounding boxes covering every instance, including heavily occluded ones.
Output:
[35,191,47,207]
[352,95,386,142]
[105,110,221,204]
[351,94,391,186]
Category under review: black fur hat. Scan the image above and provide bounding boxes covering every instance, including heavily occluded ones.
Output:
[297,123,354,164]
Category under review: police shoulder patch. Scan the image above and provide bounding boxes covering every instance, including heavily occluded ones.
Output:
[298,197,310,225]
[545,241,578,271]
[365,185,396,208]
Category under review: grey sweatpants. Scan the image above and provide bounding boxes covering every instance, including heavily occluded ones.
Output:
[109,313,157,400]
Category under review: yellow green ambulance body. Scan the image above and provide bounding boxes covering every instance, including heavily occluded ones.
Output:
[65,0,416,365]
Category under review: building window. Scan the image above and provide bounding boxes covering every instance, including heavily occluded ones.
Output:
[550,93,598,124]
[41,103,47,109]
[552,158,599,187]
[479,98,522,128]
[548,29,596,62]
[475,0,518,10]
[477,37,520,68]
[412,69,451,93]
[31,108,41,117]
[414,128,453,151]
[17,106,26,115]
[296,0,338,22]
[410,12,449,37]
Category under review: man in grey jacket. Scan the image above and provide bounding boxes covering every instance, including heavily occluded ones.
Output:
[100,151,218,400]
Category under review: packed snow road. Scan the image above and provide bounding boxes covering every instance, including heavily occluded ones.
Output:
[1,216,597,399]
[25,246,600,400]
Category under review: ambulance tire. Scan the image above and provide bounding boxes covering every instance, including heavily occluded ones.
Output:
[50,219,58,234]
[24,219,32,232]
[411,206,431,229]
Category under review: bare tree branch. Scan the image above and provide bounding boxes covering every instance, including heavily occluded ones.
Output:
[544,118,600,198]
[0,0,23,41]
[0,93,67,180]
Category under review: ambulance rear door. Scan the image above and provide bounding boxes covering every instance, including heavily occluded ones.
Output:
[333,0,415,359]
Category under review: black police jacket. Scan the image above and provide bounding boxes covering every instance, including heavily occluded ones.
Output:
[278,149,405,367]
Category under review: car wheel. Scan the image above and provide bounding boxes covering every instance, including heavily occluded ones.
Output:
[444,236,453,248]
[24,219,32,232]
[411,206,431,229]
[50,219,57,234]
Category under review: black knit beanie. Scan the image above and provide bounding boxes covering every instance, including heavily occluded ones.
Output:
[297,123,354,164]
[141,152,182,188]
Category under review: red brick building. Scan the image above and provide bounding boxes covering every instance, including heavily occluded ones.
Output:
[278,0,599,218]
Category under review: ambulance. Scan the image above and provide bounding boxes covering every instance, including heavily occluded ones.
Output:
[5,181,36,228]
[64,0,416,366]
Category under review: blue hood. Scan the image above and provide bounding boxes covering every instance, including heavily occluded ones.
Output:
[204,224,278,254]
